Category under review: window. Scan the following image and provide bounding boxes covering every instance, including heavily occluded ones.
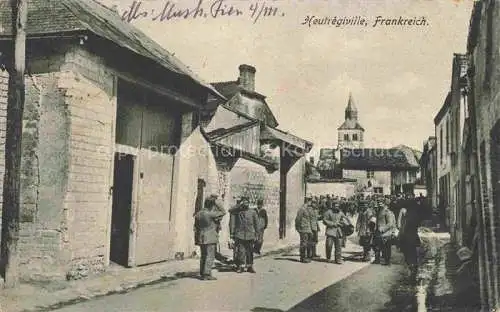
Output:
[446,119,450,154]
[353,134,358,141]
[366,170,374,179]
[374,187,383,194]
[440,127,443,162]
[344,134,349,141]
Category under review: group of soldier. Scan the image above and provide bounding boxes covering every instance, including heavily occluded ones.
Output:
[296,192,425,270]
[193,194,268,281]
[193,191,425,281]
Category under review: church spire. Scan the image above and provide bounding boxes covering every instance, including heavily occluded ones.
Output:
[345,92,358,121]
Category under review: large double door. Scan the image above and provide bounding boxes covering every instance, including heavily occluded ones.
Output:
[110,81,181,267]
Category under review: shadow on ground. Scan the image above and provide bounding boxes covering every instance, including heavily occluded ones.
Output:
[256,249,420,312]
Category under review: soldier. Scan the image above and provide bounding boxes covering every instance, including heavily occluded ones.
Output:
[356,200,376,262]
[194,195,226,280]
[323,201,349,264]
[308,197,321,259]
[254,199,268,255]
[229,196,259,273]
[374,198,397,265]
[295,195,313,263]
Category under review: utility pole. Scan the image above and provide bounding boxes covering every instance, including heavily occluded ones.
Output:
[1,0,27,288]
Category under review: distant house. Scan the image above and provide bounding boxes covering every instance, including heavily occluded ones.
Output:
[420,137,438,209]
[340,147,420,195]
[0,0,225,281]
[307,94,421,197]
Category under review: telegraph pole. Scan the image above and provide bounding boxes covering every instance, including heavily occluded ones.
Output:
[1,0,27,288]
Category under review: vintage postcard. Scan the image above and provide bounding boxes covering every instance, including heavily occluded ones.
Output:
[0,0,492,311]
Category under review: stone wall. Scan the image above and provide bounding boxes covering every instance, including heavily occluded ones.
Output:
[59,47,116,279]
[229,159,281,244]
[468,0,500,308]
[307,181,356,197]
[0,71,7,244]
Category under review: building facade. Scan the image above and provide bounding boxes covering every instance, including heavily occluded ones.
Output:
[464,0,500,308]
[0,1,312,282]
[434,92,452,230]
[420,137,438,214]
[205,64,312,252]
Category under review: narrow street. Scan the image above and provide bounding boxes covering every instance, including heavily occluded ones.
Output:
[53,240,416,312]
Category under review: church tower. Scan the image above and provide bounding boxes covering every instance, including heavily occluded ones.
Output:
[337,92,365,150]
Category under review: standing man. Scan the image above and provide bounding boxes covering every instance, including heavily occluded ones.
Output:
[194,195,226,280]
[356,200,376,262]
[295,195,313,263]
[374,198,397,265]
[254,199,268,255]
[229,196,259,273]
[308,197,321,259]
[398,199,422,277]
[323,201,348,264]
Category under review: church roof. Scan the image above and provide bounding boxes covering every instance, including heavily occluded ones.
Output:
[337,119,365,131]
[345,92,357,113]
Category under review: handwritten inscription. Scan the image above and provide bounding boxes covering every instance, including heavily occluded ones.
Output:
[121,0,286,24]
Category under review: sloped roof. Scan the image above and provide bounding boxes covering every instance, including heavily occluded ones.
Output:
[261,126,313,154]
[346,92,357,113]
[211,80,278,127]
[0,0,223,99]
[434,92,452,125]
[205,121,259,141]
[337,119,365,131]
[392,144,422,163]
[339,148,420,170]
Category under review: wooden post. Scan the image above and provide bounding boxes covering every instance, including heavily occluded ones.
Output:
[0,0,27,288]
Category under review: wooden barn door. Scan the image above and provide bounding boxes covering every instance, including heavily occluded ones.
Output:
[134,92,180,266]
[115,81,181,266]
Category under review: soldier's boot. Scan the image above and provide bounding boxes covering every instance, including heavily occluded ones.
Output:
[312,245,320,258]
[373,251,381,264]
[247,266,256,273]
[300,246,307,262]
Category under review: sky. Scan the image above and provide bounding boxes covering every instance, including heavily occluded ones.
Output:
[105,0,474,158]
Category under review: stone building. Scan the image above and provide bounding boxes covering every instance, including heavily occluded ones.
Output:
[203,64,312,253]
[462,0,500,308]
[307,94,420,197]
[434,92,452,229]
[337,93,364,150]
[0,0,229,281]
[420,137,438,213]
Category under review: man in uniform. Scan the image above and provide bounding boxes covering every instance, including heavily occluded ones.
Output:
[356,199,376,262]
[308,196,321,259]
[194,195,226,280]
[323,200,349,264]
[374,198,397,265]
[254,199,268,255]
[295,195,313,263]
[229,196,259,273]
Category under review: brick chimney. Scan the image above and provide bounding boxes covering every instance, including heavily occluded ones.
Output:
[238,64,256,92]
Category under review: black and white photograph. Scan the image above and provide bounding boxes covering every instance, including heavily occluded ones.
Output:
[0,0,493,311]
